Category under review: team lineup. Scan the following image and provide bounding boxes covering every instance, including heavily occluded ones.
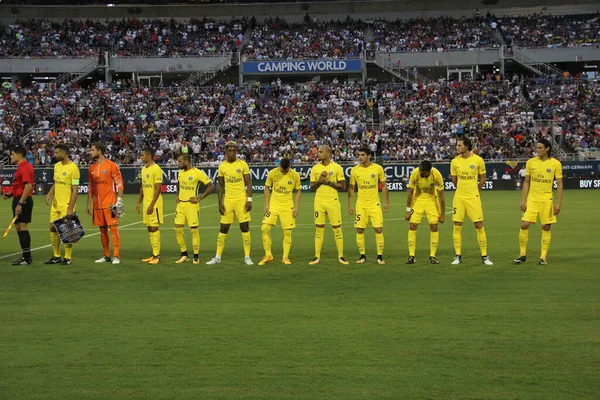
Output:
[4,138,563,266]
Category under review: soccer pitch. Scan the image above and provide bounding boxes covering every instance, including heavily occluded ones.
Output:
[1,191,598,399]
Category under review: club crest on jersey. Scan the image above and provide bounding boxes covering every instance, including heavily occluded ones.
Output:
[188,176,193,181]
[470,165,475,169]
[102,169,106,174]
[146,174,150,178]
[287,180,292,185]
[546,168,552,173]
[236,168,241,173]
[371,173,376,178]
[62,172,67,176]
[329,171,334,176]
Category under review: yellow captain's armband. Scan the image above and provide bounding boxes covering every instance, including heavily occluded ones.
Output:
[71,179,80,185]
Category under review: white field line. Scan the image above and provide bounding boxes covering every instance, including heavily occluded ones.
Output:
[1,201,450,259]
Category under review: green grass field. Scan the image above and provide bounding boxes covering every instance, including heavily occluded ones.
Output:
[1,191,599,399]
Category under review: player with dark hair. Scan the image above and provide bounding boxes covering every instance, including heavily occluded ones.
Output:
[348,146,389,264]
[206,141,254,265]
[136,147,163,264]
[87,142,124,264]
[513,139,563,265]
[309,145,348,265]
[450,137,493,265]
[3,146,34,265]
[174,153,214,264]
[405,160,446,264]
[258,157,302,266]
[45,144,80,265]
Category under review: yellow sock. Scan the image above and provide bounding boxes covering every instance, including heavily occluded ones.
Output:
[282,229,292,259]
[261,224,272,256]
[149,230,161,257]
[453,225,462,256]
[216,232,227,257]
[408,229,417,257]
[242,231,251,258]
[191,228,200,255]
[64,244,73,260]
[356,232,365,255]
[314,227,324,258]
[541,229,551,260]
[375,232,384,256]
[430,231,439,257]
[174,227,187,253]
[51,231,61,257]
[519,228,529,257]
[476,227,488,256]
[333,227,344,259]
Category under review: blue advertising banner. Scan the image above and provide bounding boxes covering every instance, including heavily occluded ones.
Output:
[242,59,363,74]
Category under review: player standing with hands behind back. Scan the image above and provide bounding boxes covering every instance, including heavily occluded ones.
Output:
[513,139,563,265]
[206,141,254,265]
[450,137,493,265]
[348,146,389,265]
[136,148,164,265]
[309,145,349,265]
[174,153,215,264]
[44,144,80,265]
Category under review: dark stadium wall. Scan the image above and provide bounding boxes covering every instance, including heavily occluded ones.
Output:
[1,0,598,22]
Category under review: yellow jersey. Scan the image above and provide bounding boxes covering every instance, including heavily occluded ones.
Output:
[526,157,562,202]
[349,163,385,205]
[408,167,444,201]
[266,167,301,208]
[310,161,345,200]
[451,153,486,198]
[53,161,80,206]
[218,159,250,200]
[178,167,211,202]
[142,163,163,207]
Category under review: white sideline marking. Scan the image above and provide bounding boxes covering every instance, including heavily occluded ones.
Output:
[1,198,448,260]
[0,203,219,260]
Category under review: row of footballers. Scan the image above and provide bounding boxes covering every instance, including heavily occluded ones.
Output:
[5,138,562,266]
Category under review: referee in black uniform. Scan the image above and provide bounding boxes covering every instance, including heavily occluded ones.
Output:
[3,146,35,265]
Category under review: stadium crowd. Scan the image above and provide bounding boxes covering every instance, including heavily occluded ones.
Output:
[368,15,497,53]
[4,77,597,167]
[1,13,598,58]
[497,13,600,48]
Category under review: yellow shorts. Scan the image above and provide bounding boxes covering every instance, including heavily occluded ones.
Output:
[50,203,75,222]
[353,203,384,229]
[143,204,163,227]
[410,199,441,224]
[522,200,556,225]
[262,204,296,229]
[452,197,483,223]
[175,201,200,227]
[314,198,342,226]
[221,197,251,225]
